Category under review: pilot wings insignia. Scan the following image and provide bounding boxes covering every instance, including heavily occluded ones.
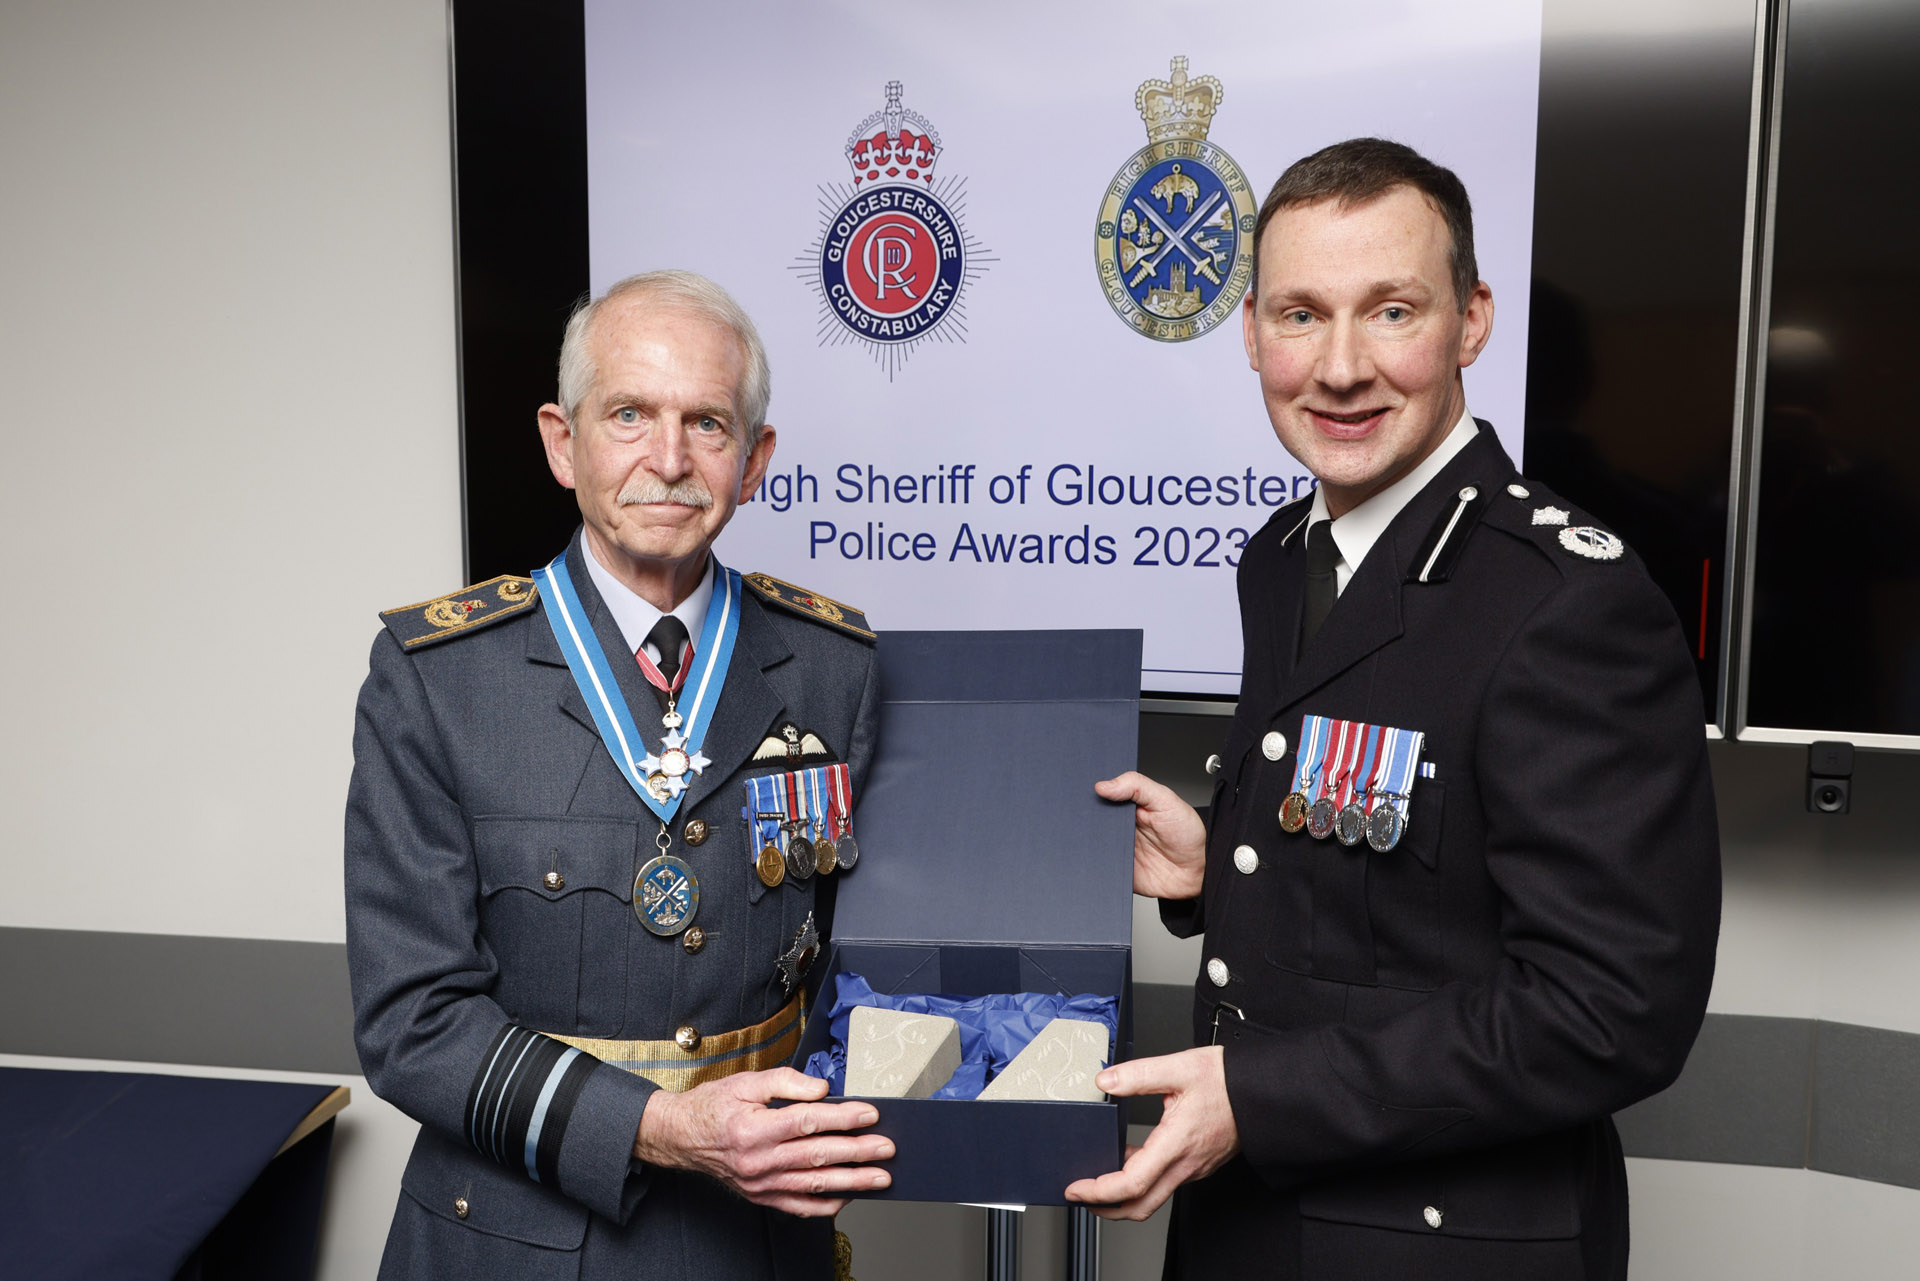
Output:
[754,722,835,763]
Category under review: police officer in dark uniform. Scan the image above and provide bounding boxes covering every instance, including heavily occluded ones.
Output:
[347,271,892,1279]
[1067,140,1721,1281]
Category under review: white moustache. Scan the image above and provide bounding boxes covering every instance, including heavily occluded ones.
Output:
[618,476,714,508]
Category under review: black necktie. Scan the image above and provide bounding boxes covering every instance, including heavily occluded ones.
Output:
[1298,520,1340,658]
[645,615,691,689]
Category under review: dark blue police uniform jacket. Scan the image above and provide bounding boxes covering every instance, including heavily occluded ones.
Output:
[1162,424,1720,1281]
[346,529,877,1281]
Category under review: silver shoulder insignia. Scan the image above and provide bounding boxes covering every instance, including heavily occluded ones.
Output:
[1532,505,1570,527]
[1559,526,1624,561]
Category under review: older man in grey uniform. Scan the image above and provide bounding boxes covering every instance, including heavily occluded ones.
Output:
[347,271,892,1279]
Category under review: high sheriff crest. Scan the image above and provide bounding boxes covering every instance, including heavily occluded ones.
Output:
[1094,57,1257,342]
[796,82,989,379]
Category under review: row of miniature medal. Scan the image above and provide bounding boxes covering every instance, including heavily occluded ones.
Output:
[630,760,863,939]
[1277,715,1426,853]
[744,764,859,888]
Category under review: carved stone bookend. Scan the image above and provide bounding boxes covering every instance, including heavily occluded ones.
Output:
[844,1007,962,1098]
[977,1018,1110,1102]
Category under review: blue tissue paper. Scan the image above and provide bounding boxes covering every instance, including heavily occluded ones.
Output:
[802,973,1120,1099]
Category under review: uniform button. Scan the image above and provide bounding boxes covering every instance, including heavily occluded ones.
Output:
[453,1196,470,1220]
[1206,958,1230,988]
[675,1025,702,1053]
[1233,845,1258,875]
[681,926,706,955]
[542,871,564,891]
[1261,731,1288,761]
[683,818,709,846]
[1507,482,1530,499]
[1458,486,1479,501]
[1424,1206,1443,1230]
[1205,754,1222,777]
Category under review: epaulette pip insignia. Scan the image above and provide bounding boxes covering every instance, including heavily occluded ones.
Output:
[1486,479,1626,564]
[744,573,876,641]
[380,575,539,649]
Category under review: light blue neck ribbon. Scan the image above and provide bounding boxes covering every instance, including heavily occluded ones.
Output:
[536,550,743,824]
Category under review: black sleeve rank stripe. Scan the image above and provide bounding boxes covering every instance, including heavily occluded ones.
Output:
[470,1025,539,1162]
[466,1024,526,1157]
[534,1051,598,1187]
[464,1025,595,1181]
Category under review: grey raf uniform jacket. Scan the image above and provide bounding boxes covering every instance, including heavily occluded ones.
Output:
[1161,424,1721,1281]
[346,530,878,1280]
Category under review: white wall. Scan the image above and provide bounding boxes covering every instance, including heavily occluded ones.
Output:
[0,0,461,945]
[4,3,1919,1279]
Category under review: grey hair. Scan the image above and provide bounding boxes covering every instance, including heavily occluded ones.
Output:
[556,270,771,444]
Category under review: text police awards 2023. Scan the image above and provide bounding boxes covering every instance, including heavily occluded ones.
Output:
[742,459,1320,567]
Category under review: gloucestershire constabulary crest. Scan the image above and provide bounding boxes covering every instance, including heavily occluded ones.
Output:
[1095,57,1257,342]
[796,81,989,379]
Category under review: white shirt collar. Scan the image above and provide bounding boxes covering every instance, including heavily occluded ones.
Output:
[580,544,716,661]
[1307,407,1478,594]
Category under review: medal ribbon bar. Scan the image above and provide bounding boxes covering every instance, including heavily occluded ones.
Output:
[1374,726,1425,829]
[826,763,852,842]
[1314,720,1347,811]
[1351,725,1385,809]
[745,774,784,852]
[1329,720,1364,809]
[1292,714,1331,797]
[1365,728,1399,817]
[1335,724,1385,845]
[536,551,743,825]
[743,773,791,888]
[784,769,808,834]
[804,767,828,843]
[1306,719,1355,839]
[802,766,834,874]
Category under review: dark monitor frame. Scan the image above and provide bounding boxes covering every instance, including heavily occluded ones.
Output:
[447,0,1774,731]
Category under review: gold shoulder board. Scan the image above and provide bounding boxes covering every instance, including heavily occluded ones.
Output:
[743,572,876,641]
[379,574,539,649]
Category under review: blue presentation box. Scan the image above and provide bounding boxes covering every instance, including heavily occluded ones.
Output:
[796,629,1141,1206]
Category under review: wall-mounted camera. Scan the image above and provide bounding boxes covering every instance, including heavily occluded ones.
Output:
[1806,741,1854,815]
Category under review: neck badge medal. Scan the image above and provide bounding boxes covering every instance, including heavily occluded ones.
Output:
[1095,57,1257,343]
[798,81,990,379]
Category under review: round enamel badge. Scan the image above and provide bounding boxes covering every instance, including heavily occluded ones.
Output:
[798,81,986,377]
[634,854,700,937]
[819,185,967,345]
[1558,526,1625,561]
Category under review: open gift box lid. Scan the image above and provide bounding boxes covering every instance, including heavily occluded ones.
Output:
[832,629,1142,949]
[797,629,1142,1206]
